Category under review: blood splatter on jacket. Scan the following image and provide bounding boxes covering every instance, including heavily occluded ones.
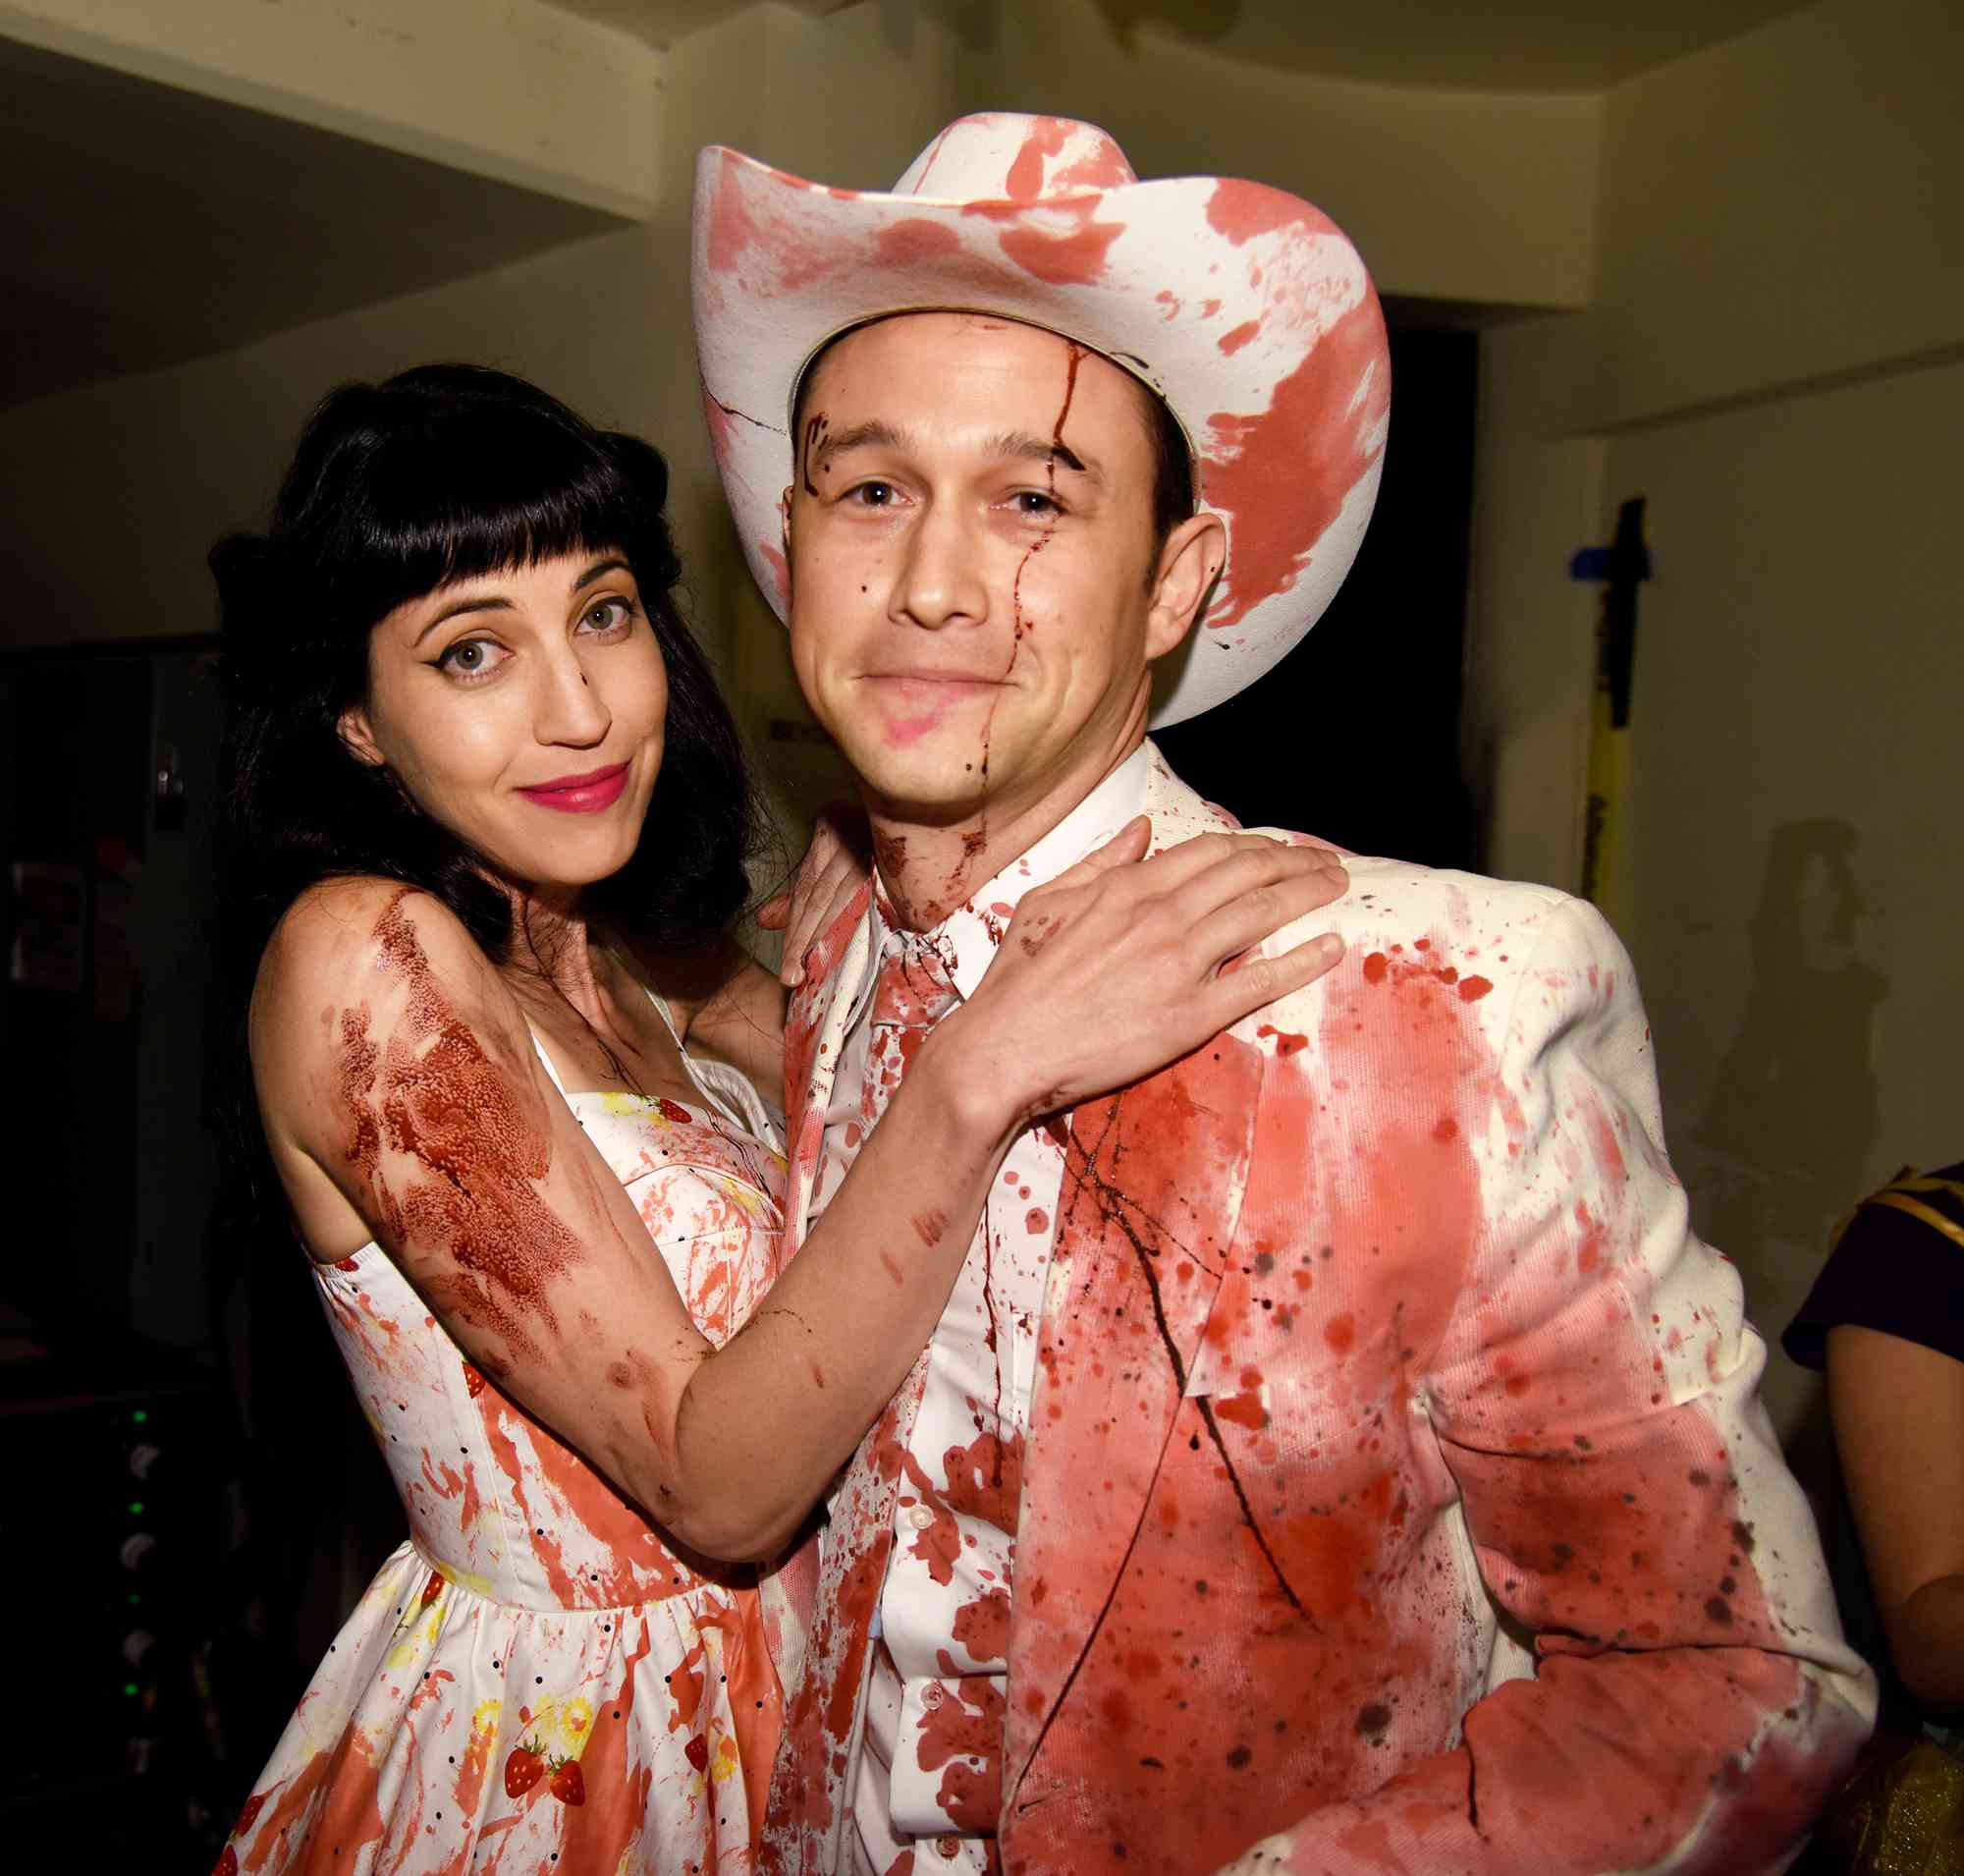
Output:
[764,747,1874,1875]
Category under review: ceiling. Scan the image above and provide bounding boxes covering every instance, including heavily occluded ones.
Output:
[0,0,1813,413]
[0,33,626,410]
[553,0,1810,90]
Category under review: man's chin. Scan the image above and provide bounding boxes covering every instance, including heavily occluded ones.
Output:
[837,744,996,825]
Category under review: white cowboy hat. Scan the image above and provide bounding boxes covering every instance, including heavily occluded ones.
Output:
[691,112,1389,727]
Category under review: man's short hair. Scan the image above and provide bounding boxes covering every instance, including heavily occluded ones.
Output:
[1131,372,1196,556]
[791,326,1196,563]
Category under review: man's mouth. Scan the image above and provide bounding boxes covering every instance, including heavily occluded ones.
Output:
[861,673,1005,695]
[859,675,1005,748]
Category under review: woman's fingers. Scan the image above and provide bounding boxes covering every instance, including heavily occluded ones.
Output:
[1178,854,1348,974]
[964,829,1355,1121]
[1044,815,1153,890]
[1203,931,1346,1029]
[776,802,874,984]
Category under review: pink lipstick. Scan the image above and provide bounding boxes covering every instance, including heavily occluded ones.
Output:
[516,762,630,813]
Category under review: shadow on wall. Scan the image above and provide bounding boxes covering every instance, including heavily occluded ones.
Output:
[860,0,1247,57]
[1691,817,1886,1484]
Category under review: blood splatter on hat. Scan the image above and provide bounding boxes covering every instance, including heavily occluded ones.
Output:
[692,112,1389,726]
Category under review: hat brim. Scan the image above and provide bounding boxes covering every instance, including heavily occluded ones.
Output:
[692,143,1389,727]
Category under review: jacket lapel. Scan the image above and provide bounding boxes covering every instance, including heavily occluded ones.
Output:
[1002,755,1266,1819]
[779,881,873,1264]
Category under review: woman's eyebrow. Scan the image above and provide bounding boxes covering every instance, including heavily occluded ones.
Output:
[412,591,511,644]
[410,557,631,645]
[570,555,631,592]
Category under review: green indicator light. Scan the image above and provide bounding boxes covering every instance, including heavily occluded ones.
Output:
[131,1409,148,1424]
[123,1682,138,1698]
[127,1593,140,1606]
[127,1501,145,1517]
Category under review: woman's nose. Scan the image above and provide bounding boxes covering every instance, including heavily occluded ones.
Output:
[535,648,611,746]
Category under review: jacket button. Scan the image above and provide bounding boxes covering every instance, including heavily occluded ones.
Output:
[908,1504,936,1530]
[936,1837,962,1859]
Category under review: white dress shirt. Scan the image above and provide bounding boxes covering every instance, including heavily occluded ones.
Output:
[805,747,1152,1872]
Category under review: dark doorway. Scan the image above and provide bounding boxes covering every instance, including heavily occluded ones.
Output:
[1156,320,1478,869]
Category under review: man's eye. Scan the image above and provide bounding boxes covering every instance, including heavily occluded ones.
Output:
[1012,491,1062,517]
[849,481,894,507]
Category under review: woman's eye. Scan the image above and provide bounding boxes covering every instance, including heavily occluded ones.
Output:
[580,597,635,634]
[436,636,507,680]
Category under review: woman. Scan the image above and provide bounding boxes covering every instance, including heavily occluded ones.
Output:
[214,364,1345,1873]
[1783,1163,1964,1873]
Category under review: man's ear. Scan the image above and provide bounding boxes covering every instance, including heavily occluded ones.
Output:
[337,703,387,770]
[1144,511,1228,661]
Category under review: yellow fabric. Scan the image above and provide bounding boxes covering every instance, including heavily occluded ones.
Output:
[1819,1736,1964,1875]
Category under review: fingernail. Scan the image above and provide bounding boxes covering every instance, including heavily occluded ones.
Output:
[1318,932,1344,958]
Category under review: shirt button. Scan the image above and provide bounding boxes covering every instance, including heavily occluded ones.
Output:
[908,1504,936,1530]
[936,1837,962,1859]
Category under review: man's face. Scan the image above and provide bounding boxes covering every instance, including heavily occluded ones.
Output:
[784,312,1210,831]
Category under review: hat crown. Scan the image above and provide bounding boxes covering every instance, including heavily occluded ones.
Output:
[893,112,1138,204]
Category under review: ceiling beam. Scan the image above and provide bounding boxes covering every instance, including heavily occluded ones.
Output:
[0,0,666,219]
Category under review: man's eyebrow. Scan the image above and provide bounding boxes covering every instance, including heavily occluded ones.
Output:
[812,419,909,468]
[410,556,630,646]
[809,422,1100,482]
[980,431,1101,481]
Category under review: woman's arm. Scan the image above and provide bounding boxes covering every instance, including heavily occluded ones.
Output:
[1828,1322,1964,1709]
[257,830,1345,1562]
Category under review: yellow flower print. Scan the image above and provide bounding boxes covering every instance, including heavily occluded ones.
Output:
[471,1698,504,1738]
[554,1696,594,1759]
[710,1732,739,1785]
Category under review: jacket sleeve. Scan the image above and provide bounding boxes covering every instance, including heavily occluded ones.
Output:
[1222,895,1875,1876]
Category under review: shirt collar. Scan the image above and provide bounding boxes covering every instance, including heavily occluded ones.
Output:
[861,742,1156,1009]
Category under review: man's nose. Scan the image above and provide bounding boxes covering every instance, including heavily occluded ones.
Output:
[535,646,611,746]
[892,502,988,632]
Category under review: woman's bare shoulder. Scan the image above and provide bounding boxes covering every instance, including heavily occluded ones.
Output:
[252,879,502,1066]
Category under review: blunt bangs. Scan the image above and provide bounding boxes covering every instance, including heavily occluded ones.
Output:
[282,369,679,652]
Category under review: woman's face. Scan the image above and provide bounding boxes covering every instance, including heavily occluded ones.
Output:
[338,549,668,894]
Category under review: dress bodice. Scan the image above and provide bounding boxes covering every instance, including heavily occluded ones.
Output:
[310,1022,786,1612]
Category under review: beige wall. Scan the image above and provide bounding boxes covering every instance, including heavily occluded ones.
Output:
[1464,0,1962,1462]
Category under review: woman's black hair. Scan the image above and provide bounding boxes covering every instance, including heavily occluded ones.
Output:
[214,362,761,970]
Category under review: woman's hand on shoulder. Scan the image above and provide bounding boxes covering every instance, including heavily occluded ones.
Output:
[935,819,1348,1131]
[756,801,872,987]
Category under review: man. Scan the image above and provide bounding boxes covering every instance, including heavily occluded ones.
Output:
[692,113,1874,1875]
